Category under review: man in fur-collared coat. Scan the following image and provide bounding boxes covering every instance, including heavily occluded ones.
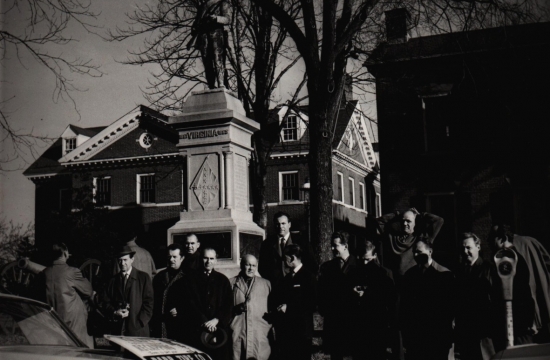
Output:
[230,255,272,360]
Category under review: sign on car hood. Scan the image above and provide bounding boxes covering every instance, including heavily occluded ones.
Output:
[104,336,210,360]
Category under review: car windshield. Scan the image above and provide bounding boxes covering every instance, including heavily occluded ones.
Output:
[0,298,80,347]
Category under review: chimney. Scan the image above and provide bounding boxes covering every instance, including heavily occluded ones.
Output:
[385,8,410,45]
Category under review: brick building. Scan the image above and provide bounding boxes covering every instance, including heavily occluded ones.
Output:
[366,11,550,266]
[25,95,380,264]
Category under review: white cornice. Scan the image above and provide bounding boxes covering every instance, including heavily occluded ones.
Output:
[332,150,370,176]
[270,152,309,159]
[63,153,181,167]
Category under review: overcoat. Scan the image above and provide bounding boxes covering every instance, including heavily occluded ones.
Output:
[37,260,93,348]
[102,267,154,337]
[229,275,272,360]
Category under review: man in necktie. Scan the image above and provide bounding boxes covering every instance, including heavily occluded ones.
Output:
[230,255,272,360]
[400,238,455,360]
[259,211,318,286]
[272,245,317,360]
[101,245,154,337]
[318,231,359,360]
[191,248,232,358]
[454,233,493,360]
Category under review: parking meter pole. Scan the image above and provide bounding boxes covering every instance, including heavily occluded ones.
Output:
[505,301,514,348]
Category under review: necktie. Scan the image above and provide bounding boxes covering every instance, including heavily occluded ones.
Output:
[339,258,345,269]
[280,237,285,254]
[123,273,129,290]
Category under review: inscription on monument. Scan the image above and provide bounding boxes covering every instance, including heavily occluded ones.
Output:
[234,155,248,210]
[180,129,228,140]
[190,157,219,210]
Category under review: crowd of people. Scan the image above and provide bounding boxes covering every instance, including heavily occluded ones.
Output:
[31,210,550,360]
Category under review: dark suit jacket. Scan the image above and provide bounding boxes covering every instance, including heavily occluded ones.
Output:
[194,270,233,330]
[258,234,318,286]
[318,256,359,351]
[102,267,154,337]
[400,260,455,350]
[151,268,197,342]
[271,265,317,341]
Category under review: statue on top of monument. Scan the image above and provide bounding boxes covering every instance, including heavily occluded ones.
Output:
[187,0,229,89]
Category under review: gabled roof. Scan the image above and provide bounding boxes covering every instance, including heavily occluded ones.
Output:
[59,106,171,164]
[23,138,68,178]
[67,125,105,138]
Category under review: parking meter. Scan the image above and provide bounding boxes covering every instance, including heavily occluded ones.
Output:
[494,247,518,348]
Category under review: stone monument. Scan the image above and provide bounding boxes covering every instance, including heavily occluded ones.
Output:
[167,88,264,277]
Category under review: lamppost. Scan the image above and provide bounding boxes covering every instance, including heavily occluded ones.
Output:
[300,178,311,244]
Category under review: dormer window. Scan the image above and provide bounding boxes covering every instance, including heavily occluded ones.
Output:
[65,138,76,154]
[282,115,298,141]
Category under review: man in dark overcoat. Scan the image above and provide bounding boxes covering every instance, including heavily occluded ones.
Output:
[271,244,317,360]
[151,243,197,343]
[258,211,317,286]
[400,238,455,360]
[318,231,359,360]
[192,248,233,359]
[183,233,203,272]
[35,243,94,348]
[101,245,154,337]
[349,240,398,360]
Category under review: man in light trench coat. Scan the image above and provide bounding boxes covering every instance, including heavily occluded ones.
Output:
[230,254,272,360]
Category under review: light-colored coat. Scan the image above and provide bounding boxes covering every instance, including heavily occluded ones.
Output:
[230,275,272,360]
[38,260,94,348]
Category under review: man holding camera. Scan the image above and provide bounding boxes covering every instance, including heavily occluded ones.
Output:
[101,245,154,337]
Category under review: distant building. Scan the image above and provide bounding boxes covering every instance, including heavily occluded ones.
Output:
[25,95,380,263]
[366,10,550,265]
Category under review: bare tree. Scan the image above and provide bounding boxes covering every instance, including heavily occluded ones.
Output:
[249,0,549,263]
[0,0,103,171]
[109,0,304,228]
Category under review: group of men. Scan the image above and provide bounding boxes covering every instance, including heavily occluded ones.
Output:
[32,209,550,360]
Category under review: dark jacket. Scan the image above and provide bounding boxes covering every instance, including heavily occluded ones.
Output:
[101,267,154,337]
[183,251,202,272]
[400,260,455,350]
[258,234,318,286]
[151,267,197,342]
[318,256,359,353]
[271,265,317,341]
[195,269,233,330]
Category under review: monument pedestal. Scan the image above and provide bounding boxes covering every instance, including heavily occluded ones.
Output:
[168,88,264,278]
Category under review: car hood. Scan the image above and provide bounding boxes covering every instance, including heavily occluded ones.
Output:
[0,345,126,360]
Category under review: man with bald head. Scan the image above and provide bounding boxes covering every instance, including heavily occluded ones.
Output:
[230,255,272,360]
[375,208,444,280]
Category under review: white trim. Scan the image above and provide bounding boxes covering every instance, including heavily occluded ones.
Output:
[26,173,61,180]
[137,173,155,204]
[63,153,181,167]
[93,176,111,205]
[278,170,299,202]
[97,202,181,210]
[348,177,355,207]
[376,193,382,217]
[332,151,369,177]
[359,182,366,211]
[270,152,309,159]
[336,172,344,203]
[332,199,369,214]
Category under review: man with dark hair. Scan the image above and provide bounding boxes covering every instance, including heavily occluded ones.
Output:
[400,238,455,360]
[151,243,197,343]
[375,208,444,280]
[183,234,202,271]
[101,245,154,337]
[350,240,398,360]
[192,248,232,358]
[318,231,359,360]
[488,226,536,350]
[113,232,156,279]
[258,211,317,286]
[35,243,94,347]
[230,254,272,360]
[455,233,493,360]
[489,224,550,343]
[271,244,317,360]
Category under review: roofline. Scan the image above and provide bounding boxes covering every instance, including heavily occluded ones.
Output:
[62,153,182,167]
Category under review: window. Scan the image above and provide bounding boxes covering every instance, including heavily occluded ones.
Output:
[137,174,155,204]
[359,182,365,210]
[279,171,299,201]
[336,172,344,202]
[348,177,355,206]
[282,115,298,141]
[65,138,76,154]
[375,193,382,217]
[93,177,111,206]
